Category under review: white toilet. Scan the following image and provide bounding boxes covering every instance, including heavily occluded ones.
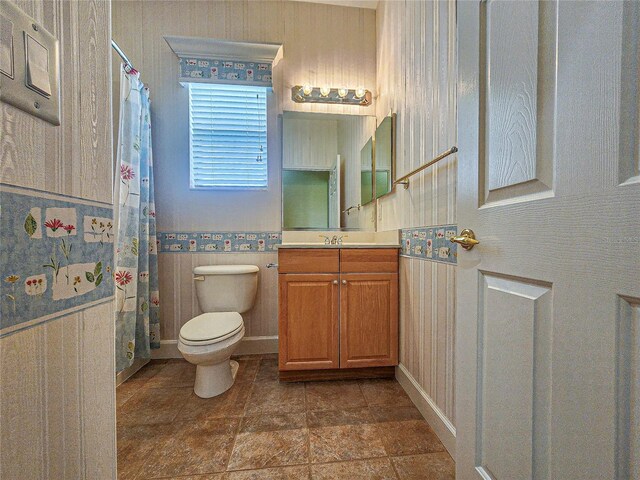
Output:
[178,264,259,398]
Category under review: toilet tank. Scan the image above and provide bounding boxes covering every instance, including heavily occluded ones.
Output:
[193,265,259,314]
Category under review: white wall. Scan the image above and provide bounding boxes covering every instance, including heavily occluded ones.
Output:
[111,0,377,343]
[376,0,458,450]
[0,0,116,477]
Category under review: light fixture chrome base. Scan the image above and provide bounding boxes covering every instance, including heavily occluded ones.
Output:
[291,86,372,106]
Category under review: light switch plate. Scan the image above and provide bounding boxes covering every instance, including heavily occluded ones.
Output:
[0,2,60,126]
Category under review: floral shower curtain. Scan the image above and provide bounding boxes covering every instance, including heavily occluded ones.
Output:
[114,66,160,372]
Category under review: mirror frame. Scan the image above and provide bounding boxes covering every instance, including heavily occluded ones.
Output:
[360,136,376,206]
[373,112,397,201]
[279,111,378,231]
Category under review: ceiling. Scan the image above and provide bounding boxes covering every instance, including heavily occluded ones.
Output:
[288,0,378,10]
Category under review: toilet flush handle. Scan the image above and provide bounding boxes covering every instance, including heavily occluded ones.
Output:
[266,263,279,269]
[193,275,205,281]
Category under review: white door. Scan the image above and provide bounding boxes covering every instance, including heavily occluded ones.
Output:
[456,1,640,479]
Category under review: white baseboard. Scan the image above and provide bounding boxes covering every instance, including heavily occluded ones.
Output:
[235,336,278,355]
[151,336,278,359]
[395,363,456,456]
[152,340,181,359]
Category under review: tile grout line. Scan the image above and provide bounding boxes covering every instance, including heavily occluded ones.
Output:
[226,357,262,473]
[117,358,448,479]
[303,381,312,469]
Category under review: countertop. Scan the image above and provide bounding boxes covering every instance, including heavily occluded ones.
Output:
[276,244,402,249]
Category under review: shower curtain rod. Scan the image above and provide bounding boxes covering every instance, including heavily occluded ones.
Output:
[111,39,137,73]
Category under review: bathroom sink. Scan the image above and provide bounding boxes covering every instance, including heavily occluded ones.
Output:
[278,242,400,248]
[279,230,401,248]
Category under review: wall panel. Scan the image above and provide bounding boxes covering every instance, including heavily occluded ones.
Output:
[376,0,457,439]
[0,0,115,477]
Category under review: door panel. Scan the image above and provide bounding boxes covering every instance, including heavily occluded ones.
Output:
[619,2,639,186]
[477,274,552,480]
[457,1,640,479]
[617,296,640,480]
[340,273,398,368]
[278,274,339,370]
[480,0,556,205]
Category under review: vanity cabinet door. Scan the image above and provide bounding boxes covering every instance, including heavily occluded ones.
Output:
[339,273,399,368]
[278,274,340,370]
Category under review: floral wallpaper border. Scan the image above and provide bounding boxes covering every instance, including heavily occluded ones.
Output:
[158,231,281,253]
[400,224,458,265]
[0,184,115,335]
[179,57,273,86]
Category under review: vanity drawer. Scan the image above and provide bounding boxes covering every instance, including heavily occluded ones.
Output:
[278,249,340,273]
[340,249,399,273]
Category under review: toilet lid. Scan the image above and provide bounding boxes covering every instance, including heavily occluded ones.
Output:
[179,312,243,343]
[193,265,259,275]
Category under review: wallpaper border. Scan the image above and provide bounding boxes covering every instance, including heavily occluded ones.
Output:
[158,231,281,253]
[0,184,115,336]
[179,57,273,86]
[400,224,458,265]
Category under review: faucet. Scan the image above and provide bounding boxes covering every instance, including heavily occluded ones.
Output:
[330,235,338,245]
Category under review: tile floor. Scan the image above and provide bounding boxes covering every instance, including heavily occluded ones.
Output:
[116,355,455,480]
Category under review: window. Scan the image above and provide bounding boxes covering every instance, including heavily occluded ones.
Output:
[189,83,268,189]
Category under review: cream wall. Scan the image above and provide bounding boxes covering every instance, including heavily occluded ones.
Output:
[283,116,338,170]
[0,0,116,478]
[375,0,457,452]
[111,0,377,345]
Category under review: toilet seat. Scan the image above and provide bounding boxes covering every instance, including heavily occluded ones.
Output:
[179,312,243,346]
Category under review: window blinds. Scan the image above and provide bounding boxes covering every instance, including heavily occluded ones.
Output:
[189,83,268,188]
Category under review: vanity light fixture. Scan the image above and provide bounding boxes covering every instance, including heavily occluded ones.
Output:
[291,85,372,106]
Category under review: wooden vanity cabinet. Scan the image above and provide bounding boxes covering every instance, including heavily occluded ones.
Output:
[340,272,398,368]
[278,248,399,376]
[278,273,340,370]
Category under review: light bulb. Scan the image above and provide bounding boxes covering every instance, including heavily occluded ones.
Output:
[320,86,331,97]
[302,85,313,96]
[354,87,366,99]
[337,87,348,98]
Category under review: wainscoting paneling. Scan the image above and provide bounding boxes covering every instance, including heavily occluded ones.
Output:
[0,302,116,479]
[1,0,113,204]
[376,0,457,444]
[0,0,115,477]
[158,252,279,341]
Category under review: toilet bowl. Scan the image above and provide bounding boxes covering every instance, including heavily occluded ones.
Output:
[177,265,258,398]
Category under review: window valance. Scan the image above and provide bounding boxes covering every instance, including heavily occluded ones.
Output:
[164,35,282,88]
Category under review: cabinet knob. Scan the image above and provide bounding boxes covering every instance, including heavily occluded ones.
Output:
[333,280,338,285]
[342,280,347,285]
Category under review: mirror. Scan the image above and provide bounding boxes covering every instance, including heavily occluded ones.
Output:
[374,113,395,198]
[360,138,374,205]
[282,111,376,230]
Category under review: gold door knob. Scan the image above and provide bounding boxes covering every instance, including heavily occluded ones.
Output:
[342,280,347,285]
[333,280,338,285]
[450,228,479,250]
